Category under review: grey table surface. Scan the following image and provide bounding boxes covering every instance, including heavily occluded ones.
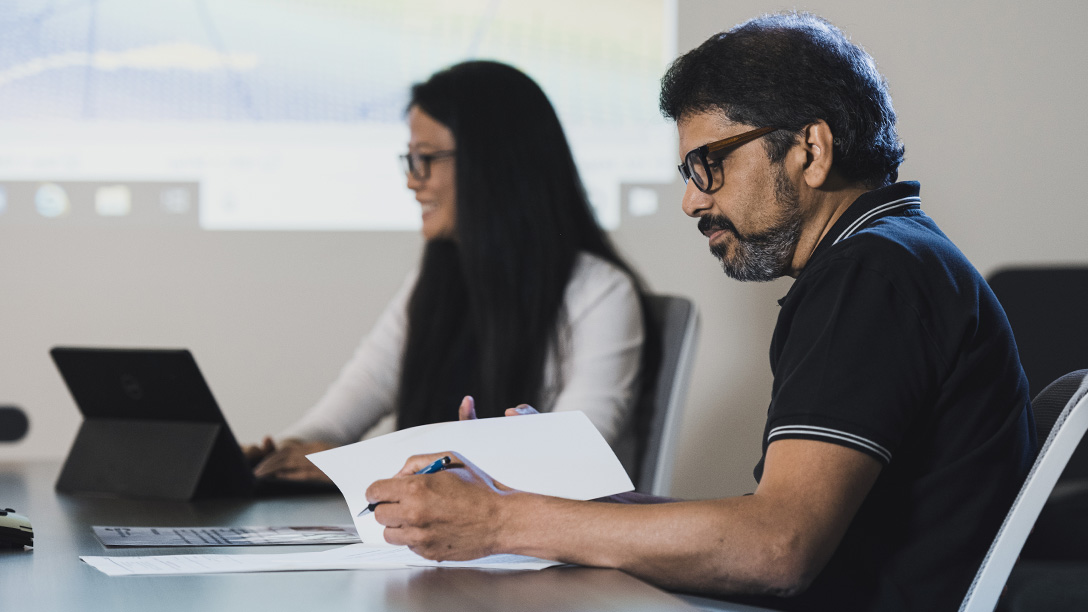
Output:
[0,461,705,612]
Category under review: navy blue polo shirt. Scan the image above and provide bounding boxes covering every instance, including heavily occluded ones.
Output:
[751,182,1036,611]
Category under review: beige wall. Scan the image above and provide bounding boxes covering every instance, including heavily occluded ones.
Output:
[2,0,1086,500]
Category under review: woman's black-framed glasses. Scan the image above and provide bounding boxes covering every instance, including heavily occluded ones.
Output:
[400,150,455,181]
[677,126,779,193]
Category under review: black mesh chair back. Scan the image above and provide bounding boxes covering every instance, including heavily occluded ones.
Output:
[1034,369,1088,446]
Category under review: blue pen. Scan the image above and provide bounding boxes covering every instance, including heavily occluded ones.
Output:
[357,455,452,517]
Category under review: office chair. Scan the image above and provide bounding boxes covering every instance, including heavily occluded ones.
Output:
[990,369,1088,612]
[959,369,1088,612]
[635,294,699,497]
[987,267,1088,398]
[1020,370,1088,556]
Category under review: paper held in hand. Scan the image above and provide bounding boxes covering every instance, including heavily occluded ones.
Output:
[306,410,635,546]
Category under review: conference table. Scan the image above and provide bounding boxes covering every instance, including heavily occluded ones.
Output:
[0,461,773,612]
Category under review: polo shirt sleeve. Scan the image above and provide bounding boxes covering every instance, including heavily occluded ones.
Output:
[766,251,947,466]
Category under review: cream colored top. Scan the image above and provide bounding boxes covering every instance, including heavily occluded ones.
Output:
[278,252,644,446]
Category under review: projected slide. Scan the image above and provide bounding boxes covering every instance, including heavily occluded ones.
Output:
[0,0,675,230]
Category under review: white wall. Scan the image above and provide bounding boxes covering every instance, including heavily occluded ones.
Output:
[2,0,1086,501]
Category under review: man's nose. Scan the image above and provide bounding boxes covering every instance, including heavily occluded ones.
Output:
[681,180,711,218]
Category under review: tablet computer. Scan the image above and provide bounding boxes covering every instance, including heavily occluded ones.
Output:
[51,347,335,500]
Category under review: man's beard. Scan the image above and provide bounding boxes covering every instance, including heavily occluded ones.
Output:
[701,165,803,282]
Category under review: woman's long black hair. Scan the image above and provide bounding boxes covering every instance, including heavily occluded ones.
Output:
[396,61,652,428]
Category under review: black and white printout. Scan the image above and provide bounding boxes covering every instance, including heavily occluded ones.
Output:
[93,525,360,547]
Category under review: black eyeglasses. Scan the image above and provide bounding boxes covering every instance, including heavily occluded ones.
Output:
[677,126,779,193]
[400,150,455,181]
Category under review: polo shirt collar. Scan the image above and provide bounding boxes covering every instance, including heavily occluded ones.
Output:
[805,180,921,266]
[776,181,921,307]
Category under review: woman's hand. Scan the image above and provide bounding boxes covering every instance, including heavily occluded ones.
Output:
[504,404,539,416]
[252,439,337,482]
[242,436,277,466]
[457,395,540,421]
[457,395,477,420]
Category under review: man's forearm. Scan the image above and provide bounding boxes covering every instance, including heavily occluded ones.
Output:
[595,491,679,504]
[492,440,880,598]
[370,440,879,598]
[496,492,814,598]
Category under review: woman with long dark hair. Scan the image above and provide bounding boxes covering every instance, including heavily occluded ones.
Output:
[248,61,648,481]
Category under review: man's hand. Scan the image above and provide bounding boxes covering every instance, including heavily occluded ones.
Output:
[252,439,337,482]
[457,395,540,421]
[365,451,516,561]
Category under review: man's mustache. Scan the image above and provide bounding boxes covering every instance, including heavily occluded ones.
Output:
[698,214,737,238]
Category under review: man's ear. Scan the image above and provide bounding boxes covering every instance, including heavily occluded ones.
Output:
[797,120,835,189]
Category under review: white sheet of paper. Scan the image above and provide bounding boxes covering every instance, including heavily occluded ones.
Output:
[81,543,561,576]
[306,411,634,546]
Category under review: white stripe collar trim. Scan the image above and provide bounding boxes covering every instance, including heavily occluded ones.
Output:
[833,196,921,245]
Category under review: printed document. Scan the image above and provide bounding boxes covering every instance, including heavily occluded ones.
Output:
[93,525,360,547]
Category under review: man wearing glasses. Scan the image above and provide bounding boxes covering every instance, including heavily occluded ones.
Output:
[366,13,1036,611]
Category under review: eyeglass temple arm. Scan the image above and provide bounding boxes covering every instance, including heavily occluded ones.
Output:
[705,126,778,156]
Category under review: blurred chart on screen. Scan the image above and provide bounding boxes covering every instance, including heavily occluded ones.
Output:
[0,0,675,230]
